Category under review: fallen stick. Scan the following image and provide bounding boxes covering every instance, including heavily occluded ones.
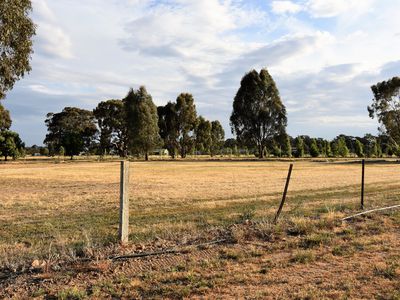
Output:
[111,238,227,261]
[342,204,400,221]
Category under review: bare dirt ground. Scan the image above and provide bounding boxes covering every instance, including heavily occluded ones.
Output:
[0,159,399,299]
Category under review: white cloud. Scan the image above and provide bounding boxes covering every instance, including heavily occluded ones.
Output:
[32,0,73,59]
[271,1,303,14]
[306,0,374,18]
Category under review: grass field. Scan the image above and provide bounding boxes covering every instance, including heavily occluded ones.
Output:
[1,159,399,298]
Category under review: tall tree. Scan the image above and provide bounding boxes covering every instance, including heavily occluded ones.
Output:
[175,93,197,158]
[210,120,225,157]
[124,86,160,160]
[337,137,349,157]
[294,136,304,158]
[368,77,400,145]
[0,103,11,130]
[93,99,128,157]
[44,107,97,159]
[0,0,36,100]
[195,116,212,154]
[354,139,364,158]
[158,102,179,158]
[309,139,320,157]
[230,69,287,158]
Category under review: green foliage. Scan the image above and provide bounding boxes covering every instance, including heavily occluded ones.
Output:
[0,0,36,99]
[282,135,292,157]
[324,140,332,157]
[230,69,287,158]
[44,107,97,159]
[59,146,65,157]
[0,103,11,130]
[368,77,400,144]
[363,134,378,157]
[294,136,304,158]
[354,139,364,157]
[158,102,179,158]
[93,99,128,157]
[210,120,225,157]
[0,130,24,160]
[176,93,197,158]
[124,86,161,160]
[337,137,349,157]
[195,116,212,154]
[309,139,320,157]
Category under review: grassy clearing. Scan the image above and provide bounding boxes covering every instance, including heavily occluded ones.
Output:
[0,159,399,298]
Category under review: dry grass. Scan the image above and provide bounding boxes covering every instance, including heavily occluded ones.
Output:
[0,159,399,298]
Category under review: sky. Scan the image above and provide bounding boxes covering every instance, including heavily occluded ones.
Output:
[3,0,400,146]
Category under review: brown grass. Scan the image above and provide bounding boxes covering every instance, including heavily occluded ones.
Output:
[0,159,399,298]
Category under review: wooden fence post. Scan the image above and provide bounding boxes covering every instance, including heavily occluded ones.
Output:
[119,160,130,243]
[274,164,293,224]
[361,159,365,210]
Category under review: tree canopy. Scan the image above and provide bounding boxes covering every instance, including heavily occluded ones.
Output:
[368,77,400,144]
[0,0,36,99]
[0,130,24,160]
[0,103,11,130]
[230,69,287,158]
[93,99,128,157]
[176,93,197,158]
[124,86,160,160]
[44,107,97,159]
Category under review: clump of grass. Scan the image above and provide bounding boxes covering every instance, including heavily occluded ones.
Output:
[286,217,315,236]
[237,207,256,223]
[299,232,332,249]
[57,287,87,300]
[332,245,354,257]
[220,248,242,260]
[373,263,399,280]
[290,250,315,264]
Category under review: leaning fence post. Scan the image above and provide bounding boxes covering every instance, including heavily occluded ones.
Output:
[274,164,293,224]
[361,159,365,210]
[119,160,130,243]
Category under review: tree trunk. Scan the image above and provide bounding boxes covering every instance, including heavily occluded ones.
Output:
[258,144,264,159]
[70,155,73,160]
[145,152,149,161]
[4,155,7,161]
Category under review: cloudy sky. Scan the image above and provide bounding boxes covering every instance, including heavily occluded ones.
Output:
[4,0,400,145]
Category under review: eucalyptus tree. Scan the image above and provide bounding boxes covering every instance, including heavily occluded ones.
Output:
[230,69,287,158]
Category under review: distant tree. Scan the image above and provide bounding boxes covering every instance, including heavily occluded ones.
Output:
[158,102,179,159]
[310,139,320,157]
[368,77,400,146]
[0,130,24,161]
[294,136,304,158]
[59,146,65,157]
[176,93,197,158]
[363,134,378,157]
[0,103,11,130]
[124,86,160,160]
[337,137,349,157]
[330,141,338,157]
[281,135,292,157]
[93,99,128,157]
[230,69,287,159]
[0,0,36,100]
[195,116,212,154]
[44,107,97,159]
[224,138,237,149]
[210,120,225,157]
[354,139,364,158]
[324,140,332,157]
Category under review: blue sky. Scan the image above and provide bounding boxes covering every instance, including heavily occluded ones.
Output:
[4,0,400,145]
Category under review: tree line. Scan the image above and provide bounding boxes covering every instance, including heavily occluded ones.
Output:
[42,87,225,160]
